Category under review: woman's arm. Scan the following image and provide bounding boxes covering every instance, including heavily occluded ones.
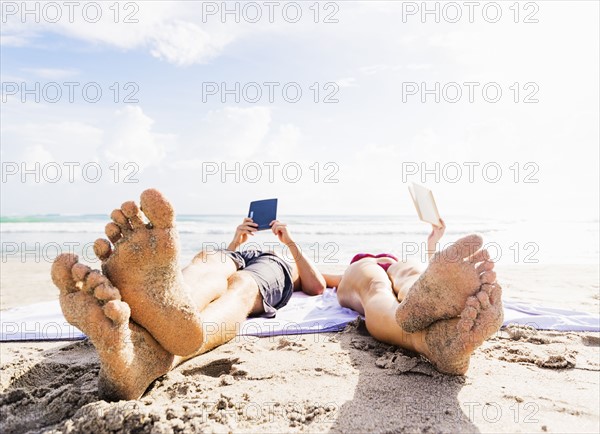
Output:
[426,218,446,260]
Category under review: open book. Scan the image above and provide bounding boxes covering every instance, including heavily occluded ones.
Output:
[408,183,442,226]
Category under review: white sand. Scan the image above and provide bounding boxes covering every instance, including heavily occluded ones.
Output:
[1,260,599,433]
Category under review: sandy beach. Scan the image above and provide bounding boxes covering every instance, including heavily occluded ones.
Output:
[2,0,598,431]
[1,260,599,433]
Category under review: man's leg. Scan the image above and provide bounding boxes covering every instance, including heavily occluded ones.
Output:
[182,250,239,310]
[184,271,263,354]
[336,260,503,375]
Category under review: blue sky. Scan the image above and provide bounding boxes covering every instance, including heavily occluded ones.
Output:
[1,1,598,219]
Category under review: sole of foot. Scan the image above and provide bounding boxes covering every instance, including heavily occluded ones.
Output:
[92,189,204,356]
[422,282,504,375]
[396,234,496,333]
[51,254,174,401]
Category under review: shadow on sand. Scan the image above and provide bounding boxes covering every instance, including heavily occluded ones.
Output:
[0,340,101,434]
[328,318,480,433]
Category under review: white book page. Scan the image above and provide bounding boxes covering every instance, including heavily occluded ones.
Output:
[408,183,441,226]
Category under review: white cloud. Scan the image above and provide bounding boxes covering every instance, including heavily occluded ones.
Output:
[406,64,431,71]
[358,64,404,75]
[169,114,300,170]
[22,68,79,79]
[3,120,103,158]
[1,119,103,184]
[428,31,473,49]
[0,34,29,47]
[336,77,357,88]
[22,144,54,166]
[265,124,301,159]
[150,20,232,66]
[200,107,272,159]
[104,106,171,171]
[0,3,238,66]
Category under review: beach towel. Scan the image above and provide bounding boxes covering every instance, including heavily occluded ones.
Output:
[1,288,598,341]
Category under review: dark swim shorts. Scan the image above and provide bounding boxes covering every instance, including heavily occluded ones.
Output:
[222,249,294,318]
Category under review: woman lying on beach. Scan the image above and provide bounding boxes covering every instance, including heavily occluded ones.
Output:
[326,220,503,375]
[51,189,503,401]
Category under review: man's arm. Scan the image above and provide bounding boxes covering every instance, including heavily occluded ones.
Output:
[270,220,326,296]
[227,217,258,251]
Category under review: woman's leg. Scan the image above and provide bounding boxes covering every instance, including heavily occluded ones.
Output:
[385,258,425,301]
[337,260,423,352]
[336,258,504,375]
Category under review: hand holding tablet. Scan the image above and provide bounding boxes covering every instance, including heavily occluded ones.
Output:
[248,198,278,231]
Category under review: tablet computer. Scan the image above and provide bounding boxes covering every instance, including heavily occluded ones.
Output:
[248,198,278,230]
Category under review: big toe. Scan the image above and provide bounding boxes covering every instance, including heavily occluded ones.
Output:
[140,188,174,229]
[51,254,79,293]
[436,234,483,263]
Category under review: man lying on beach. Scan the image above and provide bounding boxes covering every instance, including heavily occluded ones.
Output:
[51,189,503,401]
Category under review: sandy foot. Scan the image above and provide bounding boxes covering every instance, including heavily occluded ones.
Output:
[396,234,496,332]
[93,189,203,356]
[51,254,174,401]
[421,282,504,375]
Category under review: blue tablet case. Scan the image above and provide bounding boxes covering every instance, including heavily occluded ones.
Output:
[248,199,278,230]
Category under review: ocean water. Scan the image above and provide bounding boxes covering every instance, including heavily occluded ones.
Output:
[1,215,598,268]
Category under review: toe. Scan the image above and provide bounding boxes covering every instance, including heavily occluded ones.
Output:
[94,238,112,260]
[469,249,490,265]
[437,234,483,263]
[465,296,481,310]
[140,188,175,229]
[71,263,91,284]
[458,317,475,332]
[82,270,104,292]
[481,283,494,296]
[94,283,122,301]
[103,300,130,325]
[476,291,491,309]
[82,269,122,301]
[461,306,478,320]
[481,270,497,284]
[121,201,146,229]
[51,254,79,294]
[111,209,132,232]
[476,260,494,274]
[105,223,122,244]
[488,283,503,305]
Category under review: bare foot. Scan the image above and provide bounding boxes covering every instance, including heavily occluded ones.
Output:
[92,189,203,356]
[396,234,496,333]
[420,282,504,375]
[51,254,174,401]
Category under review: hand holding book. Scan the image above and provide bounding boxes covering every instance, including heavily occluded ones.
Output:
[408,183,445,259]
